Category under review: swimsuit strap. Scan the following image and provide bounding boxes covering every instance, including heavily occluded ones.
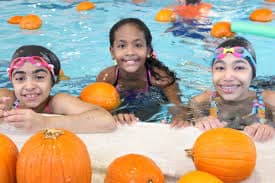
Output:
[114,66,119,89]
[253,89,266,124]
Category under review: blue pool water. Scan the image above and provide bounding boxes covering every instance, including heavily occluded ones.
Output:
[0,0,275,104]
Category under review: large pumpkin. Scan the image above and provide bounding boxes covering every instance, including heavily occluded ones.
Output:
[178,170,223,183]
[0,133,18,183]
[80,82,121,111]
[104,153,165,183]
[186,128,256,183]
[16,129,92,183]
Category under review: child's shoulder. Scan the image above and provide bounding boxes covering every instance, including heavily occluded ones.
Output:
[263,90,275,107]
[96,66,117,84]
[190,90,211,104]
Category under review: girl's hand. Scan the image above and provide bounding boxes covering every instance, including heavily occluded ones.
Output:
[195,116,227,131]
[244,123,275,142]
[2,109,46,131]
[113,113,139,125]
[170,115,191,128]
[0,97,12,117]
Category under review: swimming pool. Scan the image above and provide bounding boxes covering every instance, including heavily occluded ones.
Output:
[0,0,275,102]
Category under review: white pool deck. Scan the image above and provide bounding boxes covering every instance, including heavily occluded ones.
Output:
[4,123,275,182]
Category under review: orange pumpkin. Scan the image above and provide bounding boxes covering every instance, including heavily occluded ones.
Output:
[16,129,92,183]
[19,14,42,30]
[105,153,165,183]
[7,15,23,24]
[249,8,273,22]
[155,9,176,22]
[0,133,18,183]
[211,22,235,38]
[178,170,223,183]
[80,82,120,111]
[76,1,96,11]
[265,0,275,2]
[186,128,256,183]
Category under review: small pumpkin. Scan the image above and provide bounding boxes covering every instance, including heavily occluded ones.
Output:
[16,129,92,183]
[186,128,256,183]
[19,14,42,30]
[104,153,165,183]
[76,1,96,11]
[249,8,273,22]
[155,9,176,22]
[0,133,18,183]
[178,170,223,183]
[7,15,23,24]
[80,82,121,111]
[210,21,235,38]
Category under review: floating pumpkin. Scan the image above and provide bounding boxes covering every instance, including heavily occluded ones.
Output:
[250,8,273,22]
[105,153,165,183]
[174,3,212,19]
[178,170,223,183]
[0,133,18,183]
[58,69,70,81]
[80,82,120,111]
[265,0,275,2]
[19,14,42,30]
[7,15,23,24]
[16,129,92,183]
[186,128,256,183]
[76,1,96,11]
[210,21,235,38]
[155,9,175,22]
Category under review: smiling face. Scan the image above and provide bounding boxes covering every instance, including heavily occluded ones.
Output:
[212,53,253,101]
[110,23,151,73]
[11,62,52,109]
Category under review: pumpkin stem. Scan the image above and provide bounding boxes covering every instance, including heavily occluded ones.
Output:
[185,148,193,158]
[148,179,153,183]
[44,129,64,139]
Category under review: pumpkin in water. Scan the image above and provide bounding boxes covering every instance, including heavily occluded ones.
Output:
[0,133,18,183]
[16,129,92,183]
[19,14,42,30]
[7,15,23,24]
[210,21,235,38]
[249,8,273,22]
[80,82,121,111]
[104,153,165,183]
[186,128,256,183]
[155,9,176,22]
[76,1,96,11]
[178,170,223,183]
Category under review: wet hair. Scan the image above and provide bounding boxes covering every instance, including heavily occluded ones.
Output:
[11,45,61,84]
[186,0,202,5]
[109,18,177,84]
[214,36,257,78]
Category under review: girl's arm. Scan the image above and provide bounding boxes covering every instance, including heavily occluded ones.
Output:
[44,93,117,133]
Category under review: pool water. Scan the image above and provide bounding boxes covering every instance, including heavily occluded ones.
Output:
[0,0,274,104]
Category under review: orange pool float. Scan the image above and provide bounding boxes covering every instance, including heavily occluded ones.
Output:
[76,1,96,11]
[19,14,42,30]
[80,82,120,111]
[104,154,165,183]
[7,15,23,24]
[210,21,235,38]
[155,9,175,22]
[250,8,273,22]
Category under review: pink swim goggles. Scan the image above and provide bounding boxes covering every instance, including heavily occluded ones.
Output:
[7,56,55,81]
[212,46,256,67]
